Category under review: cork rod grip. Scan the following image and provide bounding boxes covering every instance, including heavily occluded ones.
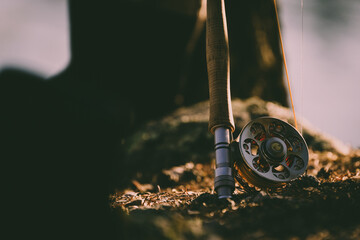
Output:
[206,0,235,134]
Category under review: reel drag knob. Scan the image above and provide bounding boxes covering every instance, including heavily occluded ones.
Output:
[261,137,287,162]
[233,117,309,190]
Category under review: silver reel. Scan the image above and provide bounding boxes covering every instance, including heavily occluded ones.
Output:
[232,117,309,190]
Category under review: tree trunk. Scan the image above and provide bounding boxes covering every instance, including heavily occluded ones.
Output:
[49,0,288,132]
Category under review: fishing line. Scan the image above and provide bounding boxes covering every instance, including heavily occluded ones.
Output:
[300,0,304,134]
[274,0,298,130]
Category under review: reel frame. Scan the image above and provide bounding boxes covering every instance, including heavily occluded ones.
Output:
[232,117,309,191]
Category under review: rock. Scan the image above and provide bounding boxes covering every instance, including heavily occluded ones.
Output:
[118,97,356,188]
[112,98,360,240]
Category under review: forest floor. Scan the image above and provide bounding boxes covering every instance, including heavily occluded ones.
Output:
[111,98,360,240]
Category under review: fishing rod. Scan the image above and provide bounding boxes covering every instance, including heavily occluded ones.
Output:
[206,0,309,198]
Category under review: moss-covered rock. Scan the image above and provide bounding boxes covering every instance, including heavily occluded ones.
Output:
[118,97,356,186]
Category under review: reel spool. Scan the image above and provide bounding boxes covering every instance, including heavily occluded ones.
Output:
[232,117,309,190]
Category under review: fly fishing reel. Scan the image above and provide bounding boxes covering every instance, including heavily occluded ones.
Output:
[231,117,309,191]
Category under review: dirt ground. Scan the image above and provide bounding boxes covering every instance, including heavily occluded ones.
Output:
[111,98,360,240]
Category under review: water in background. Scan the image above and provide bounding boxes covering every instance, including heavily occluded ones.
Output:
[278,0,360,148]
[0,0,359,147]
[0,0,69,77]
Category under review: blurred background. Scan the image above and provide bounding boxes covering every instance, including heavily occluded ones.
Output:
[278,0,360,148]
[0,0,69,76]
[0,0,359,147]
